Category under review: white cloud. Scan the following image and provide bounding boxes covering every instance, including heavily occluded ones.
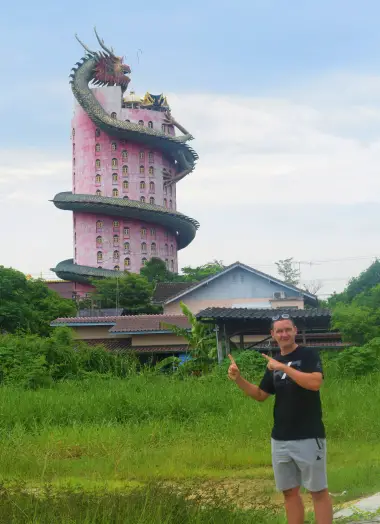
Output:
[0,149,70,184]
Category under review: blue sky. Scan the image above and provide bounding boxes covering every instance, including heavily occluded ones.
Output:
[2,0,380,295]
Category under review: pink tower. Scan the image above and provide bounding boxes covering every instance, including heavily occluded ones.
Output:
[51,29,198,295]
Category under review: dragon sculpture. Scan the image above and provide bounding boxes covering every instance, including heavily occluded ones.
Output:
[51,29,199,284]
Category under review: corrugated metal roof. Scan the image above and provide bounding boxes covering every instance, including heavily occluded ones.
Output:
[196,307,331,321]
[109,314,190,333]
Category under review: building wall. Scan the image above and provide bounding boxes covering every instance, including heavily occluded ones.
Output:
[163,268,305,314]
[71,325,117,339]
[131,333,187,346]
[71,86,178,274]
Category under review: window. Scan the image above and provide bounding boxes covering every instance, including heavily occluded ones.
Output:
[96,220,103,232]
[165,258,169,268]
[169,200,173,209]
[170,260,174,271]
[112,188,119,197]
[122,165,128,176]
[123,180,128,191]
[124,241,130,252]
[148,121,153,128]
[150,228,156,238]
[141,242,147,253]
[163,198,167,207]
[113,220,120,229]
[140,196,146,203]
[141,227,147,238]
[148,152,154,163]
[149,197,155,205]
[162,124,166,132]
[164,186,167,195]
[112,173,118,184]
[111,112,117,119]
[149,181,155,193]
[73,157,75,166]
[96,159,100,169]
[95,128,100,137]
[96,236,102,246]
[96,189,102,196]
[95,143,100,152]
[138,120,144,126]
[139,165,145,175]
[97,251,103,263]
[113,250,120,261]
[170,244,174,256]
[123,196,129,199]
[151,242,157,254]
[95,174,101,184]
[149,166,154,176]
[169,186,172,196]
[73,143,75,153]
[124,257,130,268]
[111,142,117,151]
[164,231,169,240]
[123,227,130,237]
[114,265,120,271]
[140,181,145,190]
[72,128,75,138]
[139,151,145,161]
[142,257,147,266]
[122,150,128,161]
[112,158,118,169]
[165,243,169,255]
[113,234,119,246]
[125,119,130,122]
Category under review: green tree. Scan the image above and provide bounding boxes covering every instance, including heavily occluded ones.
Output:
[329,259,380,305]
[0,267,76,336]
[91,273,160,313]
[140,257,175,283]
[275,258,300,285]
[180,260,225,282]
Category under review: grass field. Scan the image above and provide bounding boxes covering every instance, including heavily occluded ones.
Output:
[0,369,379,522]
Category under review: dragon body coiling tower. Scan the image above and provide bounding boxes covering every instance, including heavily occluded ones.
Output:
[51,29,199,294]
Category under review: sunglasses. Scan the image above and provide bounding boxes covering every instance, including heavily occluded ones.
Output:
[271,313,291,321]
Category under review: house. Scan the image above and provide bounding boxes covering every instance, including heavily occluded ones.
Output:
[153,262,318,314]
[51,261,348,356]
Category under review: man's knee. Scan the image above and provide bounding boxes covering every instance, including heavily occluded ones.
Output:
[310,487,329,501]
[283,486,301,500]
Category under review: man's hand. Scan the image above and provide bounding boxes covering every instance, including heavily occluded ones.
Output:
[262,353,286,372]
[227,354,240,381]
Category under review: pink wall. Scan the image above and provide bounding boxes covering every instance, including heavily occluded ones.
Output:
[71,87,178,275]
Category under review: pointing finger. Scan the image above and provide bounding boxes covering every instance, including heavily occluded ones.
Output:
[261,353,270,360]
[228,354,236,365]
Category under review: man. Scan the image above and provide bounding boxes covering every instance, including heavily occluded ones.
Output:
[227,313,333,524]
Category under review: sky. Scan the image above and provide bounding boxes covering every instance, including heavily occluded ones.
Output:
[1,0,380,296]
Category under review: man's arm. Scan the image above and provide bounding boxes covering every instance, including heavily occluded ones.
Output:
[228,354,270,402]
[262,355,323,391]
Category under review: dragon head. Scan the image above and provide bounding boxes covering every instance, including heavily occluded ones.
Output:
[75,28,131,92]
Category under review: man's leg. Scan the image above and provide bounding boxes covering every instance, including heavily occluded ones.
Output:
[310,488,333,524]
[283,486,304,524]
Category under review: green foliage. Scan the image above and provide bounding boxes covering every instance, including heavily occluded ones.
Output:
[140,257,176,283]
[323,338,380,378]
[0,266,77,336]
[0,328,139,389]
[164,302,216,373]
[329,259,380,305]
[214,350,267,382]
[275,258,300,285]
[179,260,225,282]
[90,272,154,312]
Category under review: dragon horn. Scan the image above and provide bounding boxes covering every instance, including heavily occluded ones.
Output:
[94,26,116,57]
[75,33,95,55]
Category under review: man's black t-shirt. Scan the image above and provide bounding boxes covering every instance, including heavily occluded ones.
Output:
[259,346,325,441]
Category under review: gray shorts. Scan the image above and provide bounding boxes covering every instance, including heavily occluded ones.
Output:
[271,438,328,493]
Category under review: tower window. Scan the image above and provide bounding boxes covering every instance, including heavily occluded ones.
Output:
[73,143,75,154]
[111,142,117,151]
[140,196,146,203]
[148,152,154,163]
[139,151,145,161]
[138,120,144,126]
[170,260,174,271]
[113,220,120,229]
[150,228,156,238]
[113,234,119,246]
[141,242,147,253]
[72,128,75,138]
[122,165,128,176]
[111,112,117,119]
[141,227,147,238]
[163,198,167,208]
[124,257,130,268]
[122,150,128,161]
[112,188,119,197]
[113,250,120,261]
[151,242,156,254]
[95,128,100,137]
[139,165,145,175]
[96,236,102,246]
[95,174,101,184]
[148,121,153,129]
[149,181,155,193]
[170,244,174,256]
[123,180,128,191]
[165,244,169,255]
[142,257,147,266]
[123,227,130,237]
[149,197,155,205]
[112,158,118,169]
[97,251,103,263]
[169,186,172,196]
[112,173,118,184]
[149,166,154,176]
[164,186,167,195]
[114,265,120,271]
[169,200,173,209]
[96,220,103,232]
[96,189,102,196]
[161,124,166,132]
[96,159,100,169]
[124,241,130,252]
[140,181,145,190]
[95,143,100,152]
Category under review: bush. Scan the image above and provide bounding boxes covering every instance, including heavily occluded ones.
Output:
[323,338,380,378]
[213,350,267,382]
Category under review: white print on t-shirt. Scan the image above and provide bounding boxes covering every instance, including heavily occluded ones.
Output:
[281,361,293,379]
